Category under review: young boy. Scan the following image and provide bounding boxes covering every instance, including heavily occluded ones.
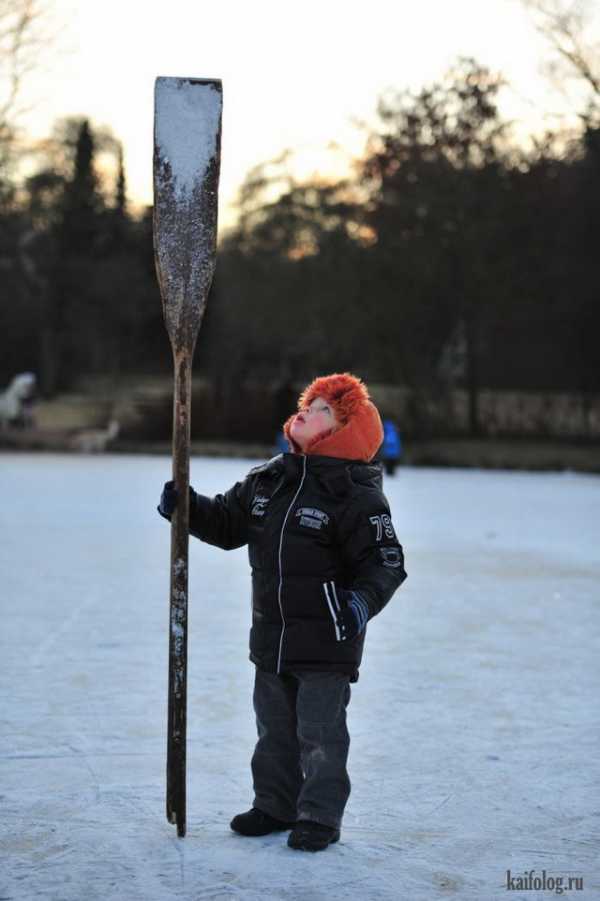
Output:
[158,372,407,851]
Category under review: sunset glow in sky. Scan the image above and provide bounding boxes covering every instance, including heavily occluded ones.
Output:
[18,0,596,231]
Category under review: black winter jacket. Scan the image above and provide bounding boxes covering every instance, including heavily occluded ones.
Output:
[171,452,407,683]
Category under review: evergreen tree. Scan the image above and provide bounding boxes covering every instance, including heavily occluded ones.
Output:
[57,118,103,255]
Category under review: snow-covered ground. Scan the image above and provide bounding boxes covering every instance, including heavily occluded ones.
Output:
[1,452,598,901]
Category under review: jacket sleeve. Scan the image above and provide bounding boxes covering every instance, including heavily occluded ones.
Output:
[187,474,254,550]
[337,491,407,619]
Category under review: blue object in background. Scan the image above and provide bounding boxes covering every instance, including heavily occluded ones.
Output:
[382,420,402,458]
[275,431,289,453]
[380,419,402,475]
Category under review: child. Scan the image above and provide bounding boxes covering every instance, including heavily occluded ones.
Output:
[158,372,407,851]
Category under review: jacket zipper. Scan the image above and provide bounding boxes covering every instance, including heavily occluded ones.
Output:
[276,455,307,673]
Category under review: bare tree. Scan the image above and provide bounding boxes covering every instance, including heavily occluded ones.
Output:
[522,0,600,124]
[0,0,53,165]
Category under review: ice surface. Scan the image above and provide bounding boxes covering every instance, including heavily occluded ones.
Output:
[1,453,599,900]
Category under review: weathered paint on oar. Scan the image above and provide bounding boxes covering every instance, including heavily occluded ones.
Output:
[153,76,222,838]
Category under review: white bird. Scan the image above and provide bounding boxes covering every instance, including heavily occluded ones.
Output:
[0,373,36,429]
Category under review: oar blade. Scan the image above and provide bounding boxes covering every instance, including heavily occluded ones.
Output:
[153,76,223,348]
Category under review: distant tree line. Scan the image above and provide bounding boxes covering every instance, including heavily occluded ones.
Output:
[0,55,598,437]
[202,56,600,434]
[1,115,166,395]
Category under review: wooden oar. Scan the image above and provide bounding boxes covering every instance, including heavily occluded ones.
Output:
[153,75,223,838]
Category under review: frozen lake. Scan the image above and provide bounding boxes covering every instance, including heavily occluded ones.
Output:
[1,452,599,901]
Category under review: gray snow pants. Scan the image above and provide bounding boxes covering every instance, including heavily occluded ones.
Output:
[251,668,352,829]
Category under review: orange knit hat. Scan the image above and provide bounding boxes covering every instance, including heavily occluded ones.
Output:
[283,372,383,462]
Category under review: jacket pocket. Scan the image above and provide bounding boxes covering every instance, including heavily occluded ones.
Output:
[322,581,341,641]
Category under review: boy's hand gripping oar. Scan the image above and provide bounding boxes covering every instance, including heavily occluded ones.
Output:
[153,76,223,838]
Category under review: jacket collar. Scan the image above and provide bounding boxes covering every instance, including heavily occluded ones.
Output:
[265,452,383,495]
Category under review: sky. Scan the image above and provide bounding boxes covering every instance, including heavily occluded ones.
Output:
[15,0,598,231]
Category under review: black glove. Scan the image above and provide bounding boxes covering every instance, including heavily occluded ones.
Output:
[332,588,371,642]
[158,480,177,518]
[157,481,195,520]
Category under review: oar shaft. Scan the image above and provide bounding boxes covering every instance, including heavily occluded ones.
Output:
[166,350,192,837]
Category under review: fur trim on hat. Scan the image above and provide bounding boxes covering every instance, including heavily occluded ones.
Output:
[283,372,383,462]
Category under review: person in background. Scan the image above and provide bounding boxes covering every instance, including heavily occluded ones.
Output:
[379,418,403,476]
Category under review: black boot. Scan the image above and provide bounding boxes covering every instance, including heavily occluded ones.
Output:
[230,807,295,836]
[287,820,341,851]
